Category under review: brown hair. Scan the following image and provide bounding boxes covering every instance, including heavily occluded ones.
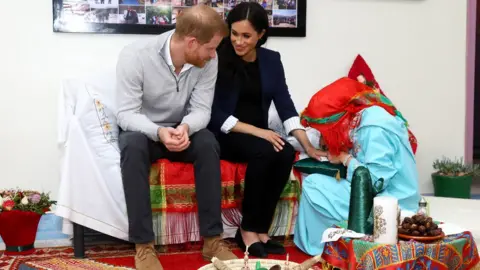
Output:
[175,4,228,44]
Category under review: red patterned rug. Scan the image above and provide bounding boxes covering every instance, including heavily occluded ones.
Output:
[0,240,319,269]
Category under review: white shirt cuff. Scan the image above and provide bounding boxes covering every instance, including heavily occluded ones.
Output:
[283,116,304,135]
[220,115,239,134]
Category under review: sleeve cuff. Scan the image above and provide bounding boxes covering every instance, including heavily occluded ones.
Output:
[220,116,239,134]
[180,119,197,136]
[283,116,305,135]
[147,124,161,142]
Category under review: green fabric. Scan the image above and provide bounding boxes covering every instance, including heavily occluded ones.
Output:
[347,166,384,234]
[300,111,345,124]
[293,158,347,179]
[353,240,374,259]
[300,92,404,127]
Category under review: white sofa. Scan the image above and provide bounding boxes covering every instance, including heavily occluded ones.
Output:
[55,70,319,258]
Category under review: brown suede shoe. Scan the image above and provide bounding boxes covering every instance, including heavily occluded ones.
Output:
[202,235,238,262]
[135,242,163,270]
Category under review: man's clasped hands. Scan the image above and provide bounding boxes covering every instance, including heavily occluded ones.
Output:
[157,124,190,152]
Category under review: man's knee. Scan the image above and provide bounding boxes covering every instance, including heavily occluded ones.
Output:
[191,129,220,155]
[119,131,149,155]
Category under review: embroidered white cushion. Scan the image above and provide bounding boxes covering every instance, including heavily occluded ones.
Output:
[76,84,120,159]
[287,127,321,152]
[56,76,129,241]
[268,102,288,138]
[268,101,321,152]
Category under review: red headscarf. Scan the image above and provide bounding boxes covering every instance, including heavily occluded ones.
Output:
[300,77,417,155]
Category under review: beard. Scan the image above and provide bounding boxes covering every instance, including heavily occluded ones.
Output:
[185,51,209,68]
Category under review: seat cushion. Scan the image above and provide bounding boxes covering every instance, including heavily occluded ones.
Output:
[149,159,300,213]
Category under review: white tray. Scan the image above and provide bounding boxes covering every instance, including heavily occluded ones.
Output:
[198,258,313,270]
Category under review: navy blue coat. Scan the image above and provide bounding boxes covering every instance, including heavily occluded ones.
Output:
[208,47,298,134]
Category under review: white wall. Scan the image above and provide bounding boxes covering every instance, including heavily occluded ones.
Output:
[0,0,468,198]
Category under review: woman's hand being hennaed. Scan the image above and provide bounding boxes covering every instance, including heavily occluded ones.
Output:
[254,128,285,152]
[327,151,350,165]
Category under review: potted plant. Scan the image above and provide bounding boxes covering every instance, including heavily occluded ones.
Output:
[0,189,56,255]
[432,157,479,199]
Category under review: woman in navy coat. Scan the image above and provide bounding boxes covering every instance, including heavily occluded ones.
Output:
[208,2,325,258]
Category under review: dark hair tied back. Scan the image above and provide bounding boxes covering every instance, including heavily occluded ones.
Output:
[217,2,270,82]
[226,1,270,47]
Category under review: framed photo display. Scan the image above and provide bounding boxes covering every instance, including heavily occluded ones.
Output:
[52,0,306,37]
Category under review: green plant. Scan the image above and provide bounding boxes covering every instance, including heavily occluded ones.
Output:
[432,156,480,177]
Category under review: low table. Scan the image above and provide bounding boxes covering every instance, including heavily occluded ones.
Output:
[321,231,479,269]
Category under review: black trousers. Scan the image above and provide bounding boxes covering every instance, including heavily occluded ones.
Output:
[218,133,295,234]
[119,129,223,244]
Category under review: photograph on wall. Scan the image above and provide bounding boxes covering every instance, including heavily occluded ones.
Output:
[52,0,306,36]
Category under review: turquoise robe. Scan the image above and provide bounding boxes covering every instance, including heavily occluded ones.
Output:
[293,106,421,256]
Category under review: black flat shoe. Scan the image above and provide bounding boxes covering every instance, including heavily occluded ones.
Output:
[262,240,286,255]
[235,229,268,258]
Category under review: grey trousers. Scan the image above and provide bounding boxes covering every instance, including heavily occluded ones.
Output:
[119,129,223,244]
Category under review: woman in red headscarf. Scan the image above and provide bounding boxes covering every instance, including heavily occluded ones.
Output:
[294,77,421,256]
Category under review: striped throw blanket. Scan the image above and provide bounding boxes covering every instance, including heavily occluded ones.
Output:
[149,159,300,213]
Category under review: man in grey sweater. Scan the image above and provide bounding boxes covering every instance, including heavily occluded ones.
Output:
[115,5,235,270]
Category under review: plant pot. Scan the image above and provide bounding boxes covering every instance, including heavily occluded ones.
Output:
[431,173,472,199]
[0,210,42,255]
